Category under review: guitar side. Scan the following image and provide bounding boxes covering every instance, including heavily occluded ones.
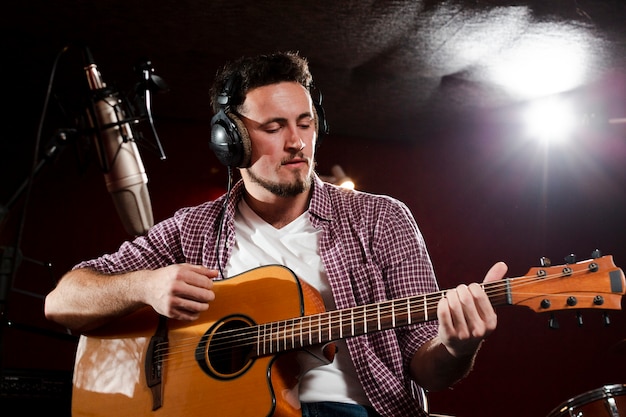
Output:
[72,265,326,417]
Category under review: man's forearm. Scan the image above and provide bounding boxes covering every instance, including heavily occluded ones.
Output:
[410,336,481,392]
[44,268,147,333]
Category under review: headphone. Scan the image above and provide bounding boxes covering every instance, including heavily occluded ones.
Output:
[209,75,329,168]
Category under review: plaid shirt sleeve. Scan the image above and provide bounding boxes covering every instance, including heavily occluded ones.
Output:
[72,186,242,274]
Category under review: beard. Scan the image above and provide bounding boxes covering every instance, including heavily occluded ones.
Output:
[245,160,313,197]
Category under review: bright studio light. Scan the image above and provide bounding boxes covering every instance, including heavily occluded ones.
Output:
[321,165,355,189]
[332,165,355,189]
[522,97,577,145]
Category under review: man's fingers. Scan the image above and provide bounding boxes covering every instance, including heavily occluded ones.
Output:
[483,261,508,283]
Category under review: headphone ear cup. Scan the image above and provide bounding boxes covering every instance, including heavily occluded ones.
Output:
[313,101,328,147]
[227,112,251,167]
[209,110,251,168]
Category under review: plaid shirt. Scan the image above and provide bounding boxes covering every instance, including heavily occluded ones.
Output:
[76,174,439,417]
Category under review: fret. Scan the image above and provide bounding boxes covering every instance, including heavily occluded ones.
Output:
[329,311,342,341]
[270,321,277,354]
[353,305,366,336]
[411,298,426,324]
[281,320,287,351]
[316,313,325,344]
[406,298,412,324]
[350,308,355,337]
[338,310,343,339]
[283,318,293,351]
[263,324,268,355]
[308,314,319,345]
[360,305,368,334]
[370,304,379,331]
[289,318,296,350]
[326,312,332,342]
[380,301,394,330]
[316,313,322,344]
[292,318,299,349]
[306,315,313,345]
[276,320,282,352]
[364,304,378,332]
[393,299,408,327]
[310,316,317,345]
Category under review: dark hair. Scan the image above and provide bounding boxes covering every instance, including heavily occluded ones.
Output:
[209,51,313,114]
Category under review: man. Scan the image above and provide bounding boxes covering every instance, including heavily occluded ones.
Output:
[45,51,507,417]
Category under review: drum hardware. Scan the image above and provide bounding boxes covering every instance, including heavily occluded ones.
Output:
[546,384,626,417]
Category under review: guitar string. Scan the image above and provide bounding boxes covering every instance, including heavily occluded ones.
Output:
[184,267,599,354]
[154,270,607,364]
[151,264,614,366]
[152,265,609,363]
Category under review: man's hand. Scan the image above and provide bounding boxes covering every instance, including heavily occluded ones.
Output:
[436,261,508,358]
[147,264,218,321]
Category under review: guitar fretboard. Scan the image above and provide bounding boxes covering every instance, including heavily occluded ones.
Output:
[255,279,512,356]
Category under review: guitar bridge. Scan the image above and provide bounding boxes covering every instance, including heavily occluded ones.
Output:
[145,315,168,410]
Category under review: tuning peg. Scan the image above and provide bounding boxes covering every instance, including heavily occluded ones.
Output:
[564,253,577,264]
[591,249,602,259]
[603,312,611,326]
[540,257,551,267]
[576,311,583,326]
[549,314,560,329]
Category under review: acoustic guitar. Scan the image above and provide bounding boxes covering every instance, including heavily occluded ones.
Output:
[71,255,625,417]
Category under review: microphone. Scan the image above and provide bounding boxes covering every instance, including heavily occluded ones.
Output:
[83,48,154,236]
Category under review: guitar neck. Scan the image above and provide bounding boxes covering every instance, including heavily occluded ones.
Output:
[247,255,624,357]
[254,280,512,356]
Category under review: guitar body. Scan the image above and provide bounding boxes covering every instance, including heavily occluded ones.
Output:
[70,255,625,416]
[72,265,327,417]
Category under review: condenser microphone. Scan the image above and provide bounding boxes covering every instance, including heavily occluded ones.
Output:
[83,48,154,236]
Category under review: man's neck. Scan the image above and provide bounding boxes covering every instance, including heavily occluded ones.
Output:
[242,189,311,229]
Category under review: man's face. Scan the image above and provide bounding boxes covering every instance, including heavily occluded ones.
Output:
[239,82,317,197]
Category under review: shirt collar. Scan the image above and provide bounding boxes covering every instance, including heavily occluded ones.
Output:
[228,174,335,223]
[309,174,334,222]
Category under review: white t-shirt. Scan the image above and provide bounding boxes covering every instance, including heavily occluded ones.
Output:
[225,199,370,405]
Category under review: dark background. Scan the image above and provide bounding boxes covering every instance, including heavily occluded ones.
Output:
[1,1,625,416]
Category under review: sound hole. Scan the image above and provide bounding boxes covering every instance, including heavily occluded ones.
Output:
[195,316,255,379]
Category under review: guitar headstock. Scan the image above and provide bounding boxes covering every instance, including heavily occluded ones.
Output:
[509,254,625,314]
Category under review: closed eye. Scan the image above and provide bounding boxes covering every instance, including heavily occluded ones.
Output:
[262,121,284,133]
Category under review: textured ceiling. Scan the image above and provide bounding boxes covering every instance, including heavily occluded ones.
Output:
[2,0,626,149]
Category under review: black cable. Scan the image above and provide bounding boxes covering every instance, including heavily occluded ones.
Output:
[215,166,233,279]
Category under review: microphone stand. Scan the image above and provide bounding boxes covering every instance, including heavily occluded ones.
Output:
[0,128,80,358]
[0,48,169,361]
